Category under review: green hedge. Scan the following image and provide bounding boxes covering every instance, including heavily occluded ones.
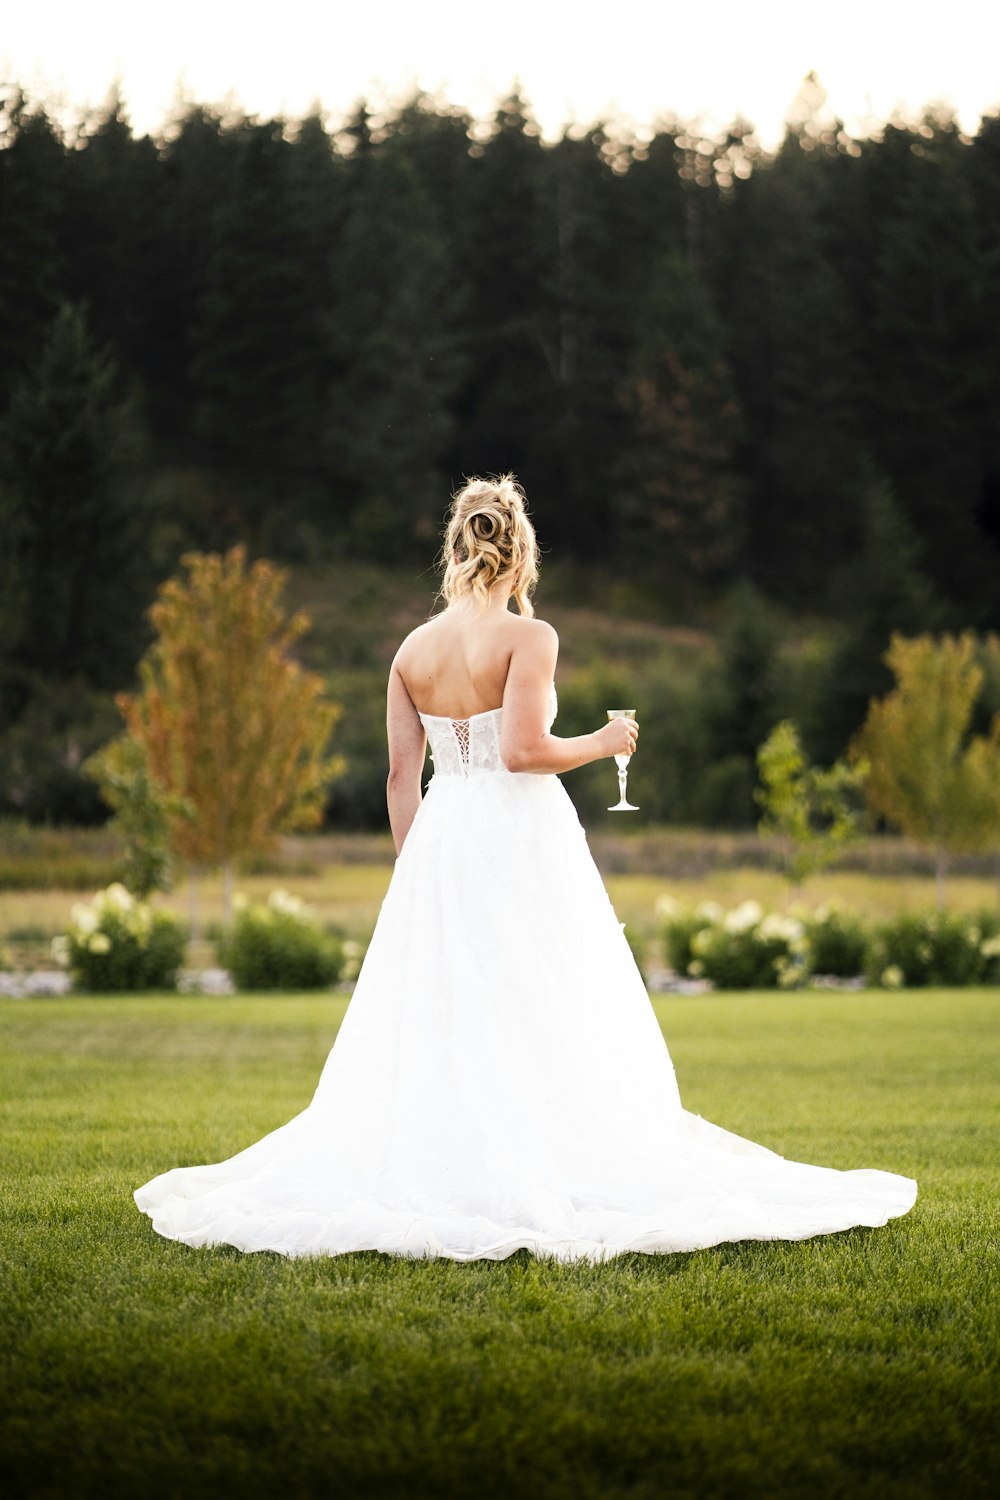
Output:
[660,899,1000,989]
[218,890,346,991]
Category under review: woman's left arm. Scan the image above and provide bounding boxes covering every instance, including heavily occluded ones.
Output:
[386,662,426,855]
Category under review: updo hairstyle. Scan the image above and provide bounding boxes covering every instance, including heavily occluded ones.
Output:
[440,474,540,617]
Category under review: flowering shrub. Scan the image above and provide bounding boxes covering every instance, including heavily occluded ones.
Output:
[218,889,345,991]
[661,897,809,990]
[657,896,718,976]
[864,909,1000,988]
[803,903,868,978]
[56,883,186,992]
[660,895,1000,990]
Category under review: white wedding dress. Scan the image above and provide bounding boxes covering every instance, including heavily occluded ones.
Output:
[135,686,916,1261]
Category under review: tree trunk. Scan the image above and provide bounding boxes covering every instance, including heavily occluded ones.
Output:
[222,860,234,926]
[188,865,200,942]
[934,850,949,910]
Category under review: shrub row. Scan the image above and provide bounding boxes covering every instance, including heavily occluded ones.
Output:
[658,898,1000,989]
[43,885,1000,994]
[53,886,361,993]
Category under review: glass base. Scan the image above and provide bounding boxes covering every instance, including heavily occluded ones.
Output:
[608,800,640,812]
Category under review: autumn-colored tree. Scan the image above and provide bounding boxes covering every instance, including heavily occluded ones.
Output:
[853,633,1000,906]
[755,719,868,892]
[118,547,343,928]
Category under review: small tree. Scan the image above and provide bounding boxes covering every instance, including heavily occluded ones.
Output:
[83,734,192,898]
[756,720,868,893]
[853,633,1000,906]
[117,546,344,930]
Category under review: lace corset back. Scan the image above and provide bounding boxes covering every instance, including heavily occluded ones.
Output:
[420,684,558,778]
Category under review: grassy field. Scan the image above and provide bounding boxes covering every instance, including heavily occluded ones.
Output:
[2,989,997,1499]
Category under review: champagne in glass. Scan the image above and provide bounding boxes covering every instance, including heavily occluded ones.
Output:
[606,709,638,812]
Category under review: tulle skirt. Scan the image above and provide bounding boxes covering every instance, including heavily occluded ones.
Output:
[135,770,916,1261]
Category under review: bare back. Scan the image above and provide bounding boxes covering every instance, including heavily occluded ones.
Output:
[394,605,546,720]
[385,596,630,853]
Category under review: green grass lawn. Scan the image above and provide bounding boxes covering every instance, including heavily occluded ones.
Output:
[1,990,998,1500]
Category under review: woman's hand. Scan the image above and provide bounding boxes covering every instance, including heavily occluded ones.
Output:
[594,716,638,759]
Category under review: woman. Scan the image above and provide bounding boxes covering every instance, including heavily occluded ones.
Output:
[135,475,916,1261]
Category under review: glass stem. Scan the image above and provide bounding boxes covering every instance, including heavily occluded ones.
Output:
[618,766,628,803]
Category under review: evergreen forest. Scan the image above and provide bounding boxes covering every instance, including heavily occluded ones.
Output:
[2,77,1000,830]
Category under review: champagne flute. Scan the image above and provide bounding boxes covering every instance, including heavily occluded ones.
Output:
[606,709,639,811]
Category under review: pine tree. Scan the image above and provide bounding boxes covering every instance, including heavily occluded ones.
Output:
[0,91,65,403]
[706,85,866,593]
[817,465,943,760]
[867,112,994,604]
[325,118,466,556]
[967,110,1000,610]
[147,103,231,458]
[0,303,154,692]
[616,251,746,588]
[190,115,338,527]
[0,303,156,818]
[452,94,554,495]
[60,92,163,389]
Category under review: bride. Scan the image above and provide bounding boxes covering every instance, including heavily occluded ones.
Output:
[135,475,917,1261]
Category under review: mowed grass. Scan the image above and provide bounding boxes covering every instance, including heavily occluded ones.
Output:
[1,991,998,1500]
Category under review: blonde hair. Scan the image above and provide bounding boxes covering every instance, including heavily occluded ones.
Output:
[439,474,540,617]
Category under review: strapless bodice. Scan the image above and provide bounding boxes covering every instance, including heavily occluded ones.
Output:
[419,684,558,778]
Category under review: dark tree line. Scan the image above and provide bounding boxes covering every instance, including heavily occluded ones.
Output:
[2,77,1000,823]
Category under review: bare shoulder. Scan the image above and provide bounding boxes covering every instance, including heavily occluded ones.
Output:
[509,614,558,644]
[506,614,559,664]
[391,615,443,669]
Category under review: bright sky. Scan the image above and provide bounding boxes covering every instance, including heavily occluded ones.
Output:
[3,0,999,148]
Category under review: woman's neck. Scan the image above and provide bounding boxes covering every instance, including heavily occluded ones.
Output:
[450,587,514,614]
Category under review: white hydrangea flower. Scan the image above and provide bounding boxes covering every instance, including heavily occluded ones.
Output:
[881,964,904,988]
[691,928,714,957]
[88,932,112,954]
[758,913,804,944]
[686,959,705,977]
[965,926,981,946]
[655,894,681,919]
[723,900,763,934]
[127,904,153,938]
[101,883,133,913]
[267,888,306,917]
[71,903,98,937]
[695,901,723,922]
[50,935,70,966]
[979,936,1000,958]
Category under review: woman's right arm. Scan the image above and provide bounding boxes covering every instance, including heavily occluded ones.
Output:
[500,621,637,775]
